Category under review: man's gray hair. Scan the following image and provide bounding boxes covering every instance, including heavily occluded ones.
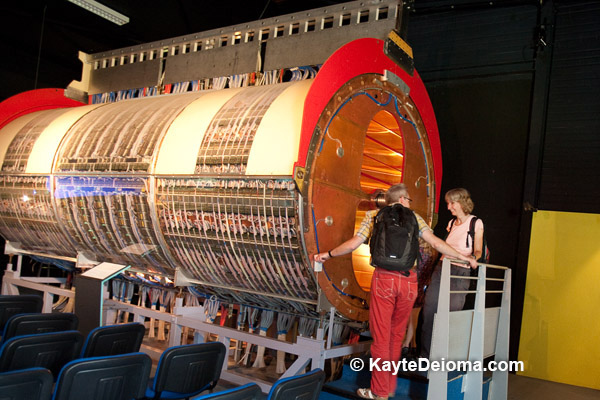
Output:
[385,183,408,205]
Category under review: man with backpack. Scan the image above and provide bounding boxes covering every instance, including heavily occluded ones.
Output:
[314,183,477,400]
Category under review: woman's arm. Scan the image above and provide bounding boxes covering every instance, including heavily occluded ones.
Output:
[473,223,484,261]
[422,230,478,269]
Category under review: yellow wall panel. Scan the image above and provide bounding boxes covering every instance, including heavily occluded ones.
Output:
[518,210,600,389]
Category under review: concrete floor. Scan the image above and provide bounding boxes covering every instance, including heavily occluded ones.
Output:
[211,371,600,400]
[507,374,600,400]
[143,335,600,400]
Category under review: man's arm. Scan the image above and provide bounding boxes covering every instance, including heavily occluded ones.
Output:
[421,230,479,269]
[314,235,365,263]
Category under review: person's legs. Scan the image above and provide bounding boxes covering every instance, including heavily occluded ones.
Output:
[420,262,441,359]
[401,309,415,349]
[449,265,471,311]
[388,272,418,396]
[401,307,421,357]
[420,263,474,359]
[367,268,396,399]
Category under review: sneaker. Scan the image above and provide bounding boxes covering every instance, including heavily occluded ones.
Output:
[356,388,388,400]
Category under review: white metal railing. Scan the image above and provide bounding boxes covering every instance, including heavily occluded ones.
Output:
[428,258,511,400]
[1,254,75,313]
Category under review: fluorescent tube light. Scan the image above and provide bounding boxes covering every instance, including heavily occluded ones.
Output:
[67,0,129,26]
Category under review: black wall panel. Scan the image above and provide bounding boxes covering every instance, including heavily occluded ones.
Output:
[410,4,537,79]
[407,2,539,360]
[538,1,600,213]
[424,77,532,268]
[408,4,537,266]
[408,0,600,364]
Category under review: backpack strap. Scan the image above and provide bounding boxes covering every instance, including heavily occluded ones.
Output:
[445,218,456,240]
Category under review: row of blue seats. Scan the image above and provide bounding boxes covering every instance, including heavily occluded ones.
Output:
[0,340,226,400]
[0,295,232,398]
[195,369,325,400]
[0,295,146,363]
[0,320,146,373]
[0,295,46,330]
[0,296,326,400]
[0,341,325,400]
[1,312,80,344]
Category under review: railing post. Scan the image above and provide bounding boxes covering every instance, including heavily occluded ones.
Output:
[490,268,511,400]
[427,257,451,400]
[463,265,486,400]
[42,291,54,313]
[169,297,184,347]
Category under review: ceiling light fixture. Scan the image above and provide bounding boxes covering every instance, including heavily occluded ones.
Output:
[67,0,129,26]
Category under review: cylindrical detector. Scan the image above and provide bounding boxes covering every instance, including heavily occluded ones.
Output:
[0,39,441,321]
[305,75,436,321]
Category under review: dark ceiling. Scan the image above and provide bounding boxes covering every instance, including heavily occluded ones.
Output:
[0,0,358,102]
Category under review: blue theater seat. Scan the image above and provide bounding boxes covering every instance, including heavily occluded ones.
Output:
[80,322,145,358]
[1,313,79,344]
[146,341,227,400]
[52,352,152,400]
[0,295,43,333]
[0,367,53,400]
[267,369,325,400]
[0,330,83,377]
[192,369,325,400]
[192,383,262,400]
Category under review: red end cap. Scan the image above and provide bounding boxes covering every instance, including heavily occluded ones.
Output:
[0,88,85,131]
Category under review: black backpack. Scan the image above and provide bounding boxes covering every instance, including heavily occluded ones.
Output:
[448,216,490,263]
[369,204,419,272]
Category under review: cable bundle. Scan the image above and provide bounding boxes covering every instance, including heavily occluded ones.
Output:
[239,308,259,365]
[252,310,274,368]
[148,287,161,338]
[298,317,318,338]
[276,313,295,374]
[157,290,174,341]
[234,305,248,362]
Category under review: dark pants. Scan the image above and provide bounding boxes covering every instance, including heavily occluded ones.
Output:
[420,260,471,359]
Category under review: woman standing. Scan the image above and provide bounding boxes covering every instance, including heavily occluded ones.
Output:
[419,188,484,359]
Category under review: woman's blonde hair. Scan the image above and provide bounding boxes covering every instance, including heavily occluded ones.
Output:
[445,188,474,214]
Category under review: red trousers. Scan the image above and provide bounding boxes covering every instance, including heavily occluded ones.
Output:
[369,268,418,397]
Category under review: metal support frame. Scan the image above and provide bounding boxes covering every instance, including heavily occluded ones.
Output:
[1,242,105,313]
[428,258,511,400]
[102,297,371,393]
[79,0,400,95]
[1,244,370,393]
[2,242,75,313]
[2,267,73,313]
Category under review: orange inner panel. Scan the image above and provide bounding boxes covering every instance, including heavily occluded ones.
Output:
[353,111,405,291]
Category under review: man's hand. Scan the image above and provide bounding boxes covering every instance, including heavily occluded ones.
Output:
[313,253,330,263]
[461,255,479,269]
